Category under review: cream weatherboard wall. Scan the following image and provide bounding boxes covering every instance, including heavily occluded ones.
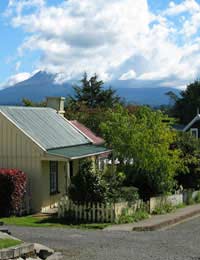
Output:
[0,112,69,212]
[0,112,44,211]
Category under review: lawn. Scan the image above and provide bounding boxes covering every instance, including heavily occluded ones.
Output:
[0,216,110,230]
[0,239,22,249]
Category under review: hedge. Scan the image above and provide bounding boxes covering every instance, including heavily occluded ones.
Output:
[0,169,27,217]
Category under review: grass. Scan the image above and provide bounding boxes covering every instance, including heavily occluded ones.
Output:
[0,216,110,230]
[0,239,22,249]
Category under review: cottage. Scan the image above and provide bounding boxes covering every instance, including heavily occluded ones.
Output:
[0,97,110,213]
[183,110,200,139]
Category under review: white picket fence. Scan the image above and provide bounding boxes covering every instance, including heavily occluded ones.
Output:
[58,197,115,222]
[58,191,200,223]
[58,196,144,223]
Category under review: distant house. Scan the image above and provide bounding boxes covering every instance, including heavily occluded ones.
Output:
[70,120,104,145]
[0,97,110,213]
[70,120,110,170]
[183,111,200,139]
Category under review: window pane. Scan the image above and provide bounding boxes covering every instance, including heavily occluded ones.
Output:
[50,161,58,194]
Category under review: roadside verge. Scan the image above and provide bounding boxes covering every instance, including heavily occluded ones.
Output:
[104,204,200,232]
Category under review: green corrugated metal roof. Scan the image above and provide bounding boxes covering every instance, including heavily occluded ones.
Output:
[47,144,110,159]
[0,106,90,150]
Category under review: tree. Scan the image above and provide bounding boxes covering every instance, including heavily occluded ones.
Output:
[65,73,121,134]
[100,105,181,199]
[171,80,200,123]
[67,73,121,109]
[175,132,200,190]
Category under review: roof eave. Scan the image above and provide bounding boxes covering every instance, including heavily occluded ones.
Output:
[46,149,112,160]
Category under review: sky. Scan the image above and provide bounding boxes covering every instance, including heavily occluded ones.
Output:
[1,0,200,89]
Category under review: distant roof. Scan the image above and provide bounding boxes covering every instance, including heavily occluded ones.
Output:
[0,106,90,150]
[70,120,104,145]
[47,144,110,160]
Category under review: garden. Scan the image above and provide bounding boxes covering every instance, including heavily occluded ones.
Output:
[1,76,200,227]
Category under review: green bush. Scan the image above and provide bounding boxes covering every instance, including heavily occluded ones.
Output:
[152,202,175,215]
[69,159,108,203]
[119,187,139,202]
[117,209,149,224]
[102,166,125,202]
[185,190,195,205]
[194,191,200,203]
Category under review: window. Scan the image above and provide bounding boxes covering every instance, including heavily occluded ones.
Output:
[190,128,198,139]
[50,161,58,194]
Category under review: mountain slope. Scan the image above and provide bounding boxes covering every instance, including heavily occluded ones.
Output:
[0,71,73,105]
[0,71,180,106]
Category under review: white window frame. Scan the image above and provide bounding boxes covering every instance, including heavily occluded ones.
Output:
[190,128,198,139]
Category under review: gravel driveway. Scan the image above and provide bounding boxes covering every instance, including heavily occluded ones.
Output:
[6,216,200,260]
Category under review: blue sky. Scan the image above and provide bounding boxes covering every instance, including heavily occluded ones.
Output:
[1,0,200,88]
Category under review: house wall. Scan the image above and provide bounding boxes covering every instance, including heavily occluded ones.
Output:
[0,113,44,212]
[41,160,69,212]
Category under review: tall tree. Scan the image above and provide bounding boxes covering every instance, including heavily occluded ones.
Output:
[66,73,121,134]
[171,80,200,123]
[67,73,121,109]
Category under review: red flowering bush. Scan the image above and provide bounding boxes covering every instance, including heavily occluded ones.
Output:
[0,169,27,217]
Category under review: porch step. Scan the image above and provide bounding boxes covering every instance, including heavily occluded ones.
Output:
[33,208,58,218]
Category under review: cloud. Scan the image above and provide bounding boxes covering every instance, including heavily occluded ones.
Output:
[0,72,31,89]
[119,70,137,80]
[164,0,200,37]
[3,0,200,88]
[165,0,200,16]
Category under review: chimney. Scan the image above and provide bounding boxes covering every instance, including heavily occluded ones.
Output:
[46,97,65,116]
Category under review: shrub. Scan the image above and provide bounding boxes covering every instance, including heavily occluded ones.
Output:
[153,202,175,215]
[0,169,27,217]
[185,190,195,205]
[194,191,200,203]
[119,187,139,203]
[69,159,108,203]
[102,166,125,202]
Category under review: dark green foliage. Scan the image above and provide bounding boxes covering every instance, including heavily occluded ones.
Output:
[175,132,200,190]
[68,73,120,109]
[194,191,200,203]
[65,73,121,134]
[69,159,108,203]
[102,165,125,202]
[119,187,139,202]
[171,80,200,123]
